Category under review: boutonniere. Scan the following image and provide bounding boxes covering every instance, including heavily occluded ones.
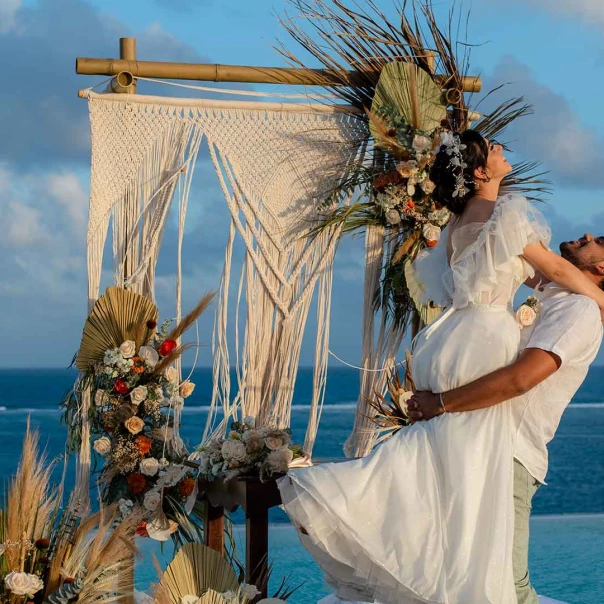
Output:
[516,295,540,328]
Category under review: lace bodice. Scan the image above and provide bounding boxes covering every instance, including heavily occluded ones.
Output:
[412,194,551,310]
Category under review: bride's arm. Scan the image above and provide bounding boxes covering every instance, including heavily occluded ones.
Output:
[522,243,604,309]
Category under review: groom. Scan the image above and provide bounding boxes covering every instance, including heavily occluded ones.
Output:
[407,233,604,604]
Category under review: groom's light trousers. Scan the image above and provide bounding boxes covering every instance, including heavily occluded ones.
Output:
[513,459,541,604]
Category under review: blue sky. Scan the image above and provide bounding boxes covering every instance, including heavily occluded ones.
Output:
[1,0,604,367]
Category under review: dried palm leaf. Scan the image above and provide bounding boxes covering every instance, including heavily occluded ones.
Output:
[75,287,158,372]
[371,61,446,134]
[364,366,410,436]
[4,420,59,572]
[159,543,239,604]
[153,343,197,376]
[165,291,215,343]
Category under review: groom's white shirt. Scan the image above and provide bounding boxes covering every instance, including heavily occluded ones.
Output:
[513,284,603,484]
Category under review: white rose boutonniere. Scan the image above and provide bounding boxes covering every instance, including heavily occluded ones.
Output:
[119,340,136,358]
[516,295,540,328]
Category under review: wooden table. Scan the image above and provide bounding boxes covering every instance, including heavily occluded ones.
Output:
[199,475,283,599]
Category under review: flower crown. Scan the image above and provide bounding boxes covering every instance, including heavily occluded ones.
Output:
[438,132,470,199]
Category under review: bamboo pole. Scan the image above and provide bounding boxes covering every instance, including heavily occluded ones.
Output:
[117,37,137,94]
[76,57,482,93]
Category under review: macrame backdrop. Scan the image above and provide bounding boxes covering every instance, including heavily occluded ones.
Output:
[73,91,384,511]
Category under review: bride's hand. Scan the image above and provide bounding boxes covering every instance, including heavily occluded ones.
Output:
[407,391,444,421]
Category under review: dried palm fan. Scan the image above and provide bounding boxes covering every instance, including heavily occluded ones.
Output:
[365,353,415,439]
[370,61,447,143]
[159,543,239,604]
[75,286,158,371]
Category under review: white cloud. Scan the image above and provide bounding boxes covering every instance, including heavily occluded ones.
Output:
[522,0,604,27]
[47,171,88,233]
[479,56,604,188]
[5,201,49,246]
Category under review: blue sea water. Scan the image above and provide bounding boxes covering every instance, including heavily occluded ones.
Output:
[1,366,603,602]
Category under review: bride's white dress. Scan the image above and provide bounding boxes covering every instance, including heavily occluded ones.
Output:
[278,194,551,603]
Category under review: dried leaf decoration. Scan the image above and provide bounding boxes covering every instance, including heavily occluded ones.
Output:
[404,260,443,326]
[370,61,446,138]
[159,543,239,604]
[75,286,158,372]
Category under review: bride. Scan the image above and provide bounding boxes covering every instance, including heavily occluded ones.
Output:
[278,130,604,603]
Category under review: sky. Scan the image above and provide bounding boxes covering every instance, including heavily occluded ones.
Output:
[1,0,604,368]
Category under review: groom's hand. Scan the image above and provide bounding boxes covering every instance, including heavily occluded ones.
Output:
[407,391,443,421]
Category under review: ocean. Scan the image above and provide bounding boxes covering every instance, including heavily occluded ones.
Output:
[1,366,603,602]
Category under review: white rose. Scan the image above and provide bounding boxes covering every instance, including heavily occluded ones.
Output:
[28,575,44,595]
[407,183,416,197]
[165,366,179,384]
[138,345,159,369]
[396,160,418,178]
[143,489,162,512]
[266,447,294,473]
[412,134,432,153]
[221,440,247,463]
[94,389,107,406]
[130,385,148,405]
[140,457,160,477]
[180,381,195,398]
[119,340,136,358]
[125,416,145,435]
[243,415,256,429]
[422,223,441,244]
[264,431,290,450]
[516,304,537,327]
[241,584,261,599]
[420,178,436,195]
[93,437,111,456]
[5,572,41,596]
[385,208,401,225]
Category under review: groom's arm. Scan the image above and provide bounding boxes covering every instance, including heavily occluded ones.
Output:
[407,348,561,420]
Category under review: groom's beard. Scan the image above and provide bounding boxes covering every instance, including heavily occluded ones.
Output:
[560,243,581,266]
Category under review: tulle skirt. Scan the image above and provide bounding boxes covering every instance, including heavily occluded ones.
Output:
[278,307,521,603]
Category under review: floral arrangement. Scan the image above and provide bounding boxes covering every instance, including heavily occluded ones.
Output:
[282,0,549,329]
[196,417,303,482]
[63,286,214,541]
[0,424,138,604]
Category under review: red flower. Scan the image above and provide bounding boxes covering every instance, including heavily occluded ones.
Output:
[159,339,177,357]
[114,379,129,395]
[127,473,147,494]
[179,477,196,497]
[39,557,50,565]
[135,521,149,537]
[135,435,152,455]
[425,239,439,248]
[35,538,50,549]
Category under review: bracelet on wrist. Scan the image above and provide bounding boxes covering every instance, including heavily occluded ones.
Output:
[439,393,447,414]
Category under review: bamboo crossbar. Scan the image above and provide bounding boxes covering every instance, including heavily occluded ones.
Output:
[76,57,482,93]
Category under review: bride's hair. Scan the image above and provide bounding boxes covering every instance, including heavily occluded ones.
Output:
[430,129,489,215]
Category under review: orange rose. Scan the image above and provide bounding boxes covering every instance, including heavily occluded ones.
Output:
[135,435,152,455]
[127,473,147,494]
[426,240,439,248]
[179,477,196,497]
